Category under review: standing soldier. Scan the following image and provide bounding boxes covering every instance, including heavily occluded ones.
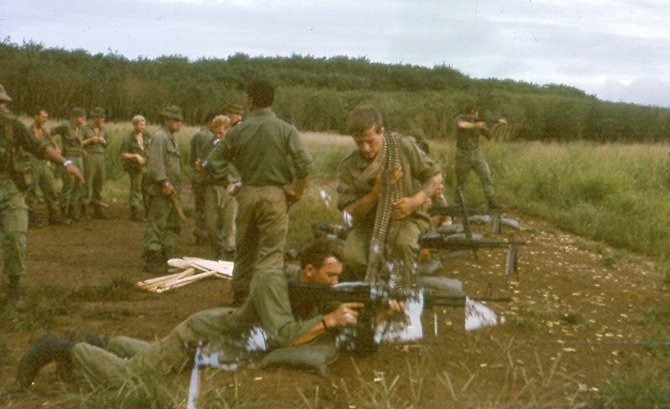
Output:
[82,107,108,219]
[454,105,507,210]
[25,107,68,226]
[52,107,87,223]
[0,84,83,306]
[202,115,239,260]
[203,80,312,305]
[120,115,150,221]
[189,113,217,244]
[142,106,183,275]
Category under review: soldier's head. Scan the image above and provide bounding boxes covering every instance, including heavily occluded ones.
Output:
[160,105,183,133]
[71,107,86,126]
[299,239,344,286]
[203,112,217,129]
[246,80,275,110]
[132,115,146,133]
[224,103,244,125]
[32,107,49,126]
[347,105,385,161]
[0,84,11,113]
[90,107,106,126]
[464,104,478,117]
[211,115,231,140]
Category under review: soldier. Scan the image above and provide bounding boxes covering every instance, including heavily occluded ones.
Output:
[82,107,108,219]
[142,105,183,275]
[224,102,244,126]
[120,115,151,221]
[25,107,68,226]
[202,80,313,305]
[454,105,507,210]
[16,239,401,389]
[337,105,443,286]
[202,115,239,260]
[0,84,83,306]
[189,112,217,244]
[52,107,87,223]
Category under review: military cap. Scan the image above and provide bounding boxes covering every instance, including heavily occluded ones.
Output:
[90,106,106,118]
[72,107,86,117]
[0,84,12,102]
[224,103,244,115]
[160,105,184,121]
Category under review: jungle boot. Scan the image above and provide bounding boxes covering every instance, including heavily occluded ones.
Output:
[143,250,167,275]
[7,275,26,310]
[59,206,72,225]
[16,333,75,387]
[486,197,506,211]
[93,204,108,219]
[79,204,90,221]
[28,211,44,228]
[69,205,81,222]
[131,206,144,222]
[49,208,70,225]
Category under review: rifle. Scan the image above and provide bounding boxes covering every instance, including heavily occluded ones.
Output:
[289,281,510,355]
[420,232,525,252]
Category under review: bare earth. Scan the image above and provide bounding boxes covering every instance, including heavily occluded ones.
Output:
[1,198,668,408]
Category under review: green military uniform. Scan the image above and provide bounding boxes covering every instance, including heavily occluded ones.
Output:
[68,268,328,389]
[82,123,108,211]
[120,130,151,217]
[337,134,441,284]
[52,119,85,217]
[190,127,215,242]
[205,110,313,303]
[203,138,240,260]
[0,114,48,293]
[25,122,60,223]
[454,114,495,203]
[142,126,182,261]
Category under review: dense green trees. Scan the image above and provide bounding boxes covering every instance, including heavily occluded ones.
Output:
[2,38,669,142]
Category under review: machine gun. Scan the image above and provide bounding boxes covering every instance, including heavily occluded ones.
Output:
[289,280,509,355]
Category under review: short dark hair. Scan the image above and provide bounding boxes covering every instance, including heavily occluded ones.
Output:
[300,239,343,270]
[346,105,383,137]
[247,80,275,108]
[464,104,478,115]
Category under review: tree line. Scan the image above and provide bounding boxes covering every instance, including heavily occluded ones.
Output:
[2,38,670,143]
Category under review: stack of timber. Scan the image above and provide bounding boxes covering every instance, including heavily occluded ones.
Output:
[136,257,233,293]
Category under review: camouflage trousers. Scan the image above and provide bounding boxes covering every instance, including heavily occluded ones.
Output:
[204,184,237,258]
[84,152,105,206]
[71,307,237,389]
[342,216,429,286]
[454,149,495,201]
[142,192,182,254]
[25,157,59,216]
[0,174,28,279]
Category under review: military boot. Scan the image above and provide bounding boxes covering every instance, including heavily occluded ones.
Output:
[69,205,80,222]
[49,208,71,226]
[93,204,107,219]
[143,250,167,275]
[80,204,90,221]
[7,275,26,310]
[486,198,506,211]
[28,211,44,228]
[130,206,144,222]
[59,206,72,225]
[16,333,75,387]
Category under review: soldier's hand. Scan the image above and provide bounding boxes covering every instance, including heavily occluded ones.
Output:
[161,182,176,196]
[387,299,406,314]
[65,164,84,183]
[135,155,146,165]
[391,196,417,220]
[194,159,205,173]
[325,302,364,328]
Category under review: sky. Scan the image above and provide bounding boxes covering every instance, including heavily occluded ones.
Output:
[2,0,670,108]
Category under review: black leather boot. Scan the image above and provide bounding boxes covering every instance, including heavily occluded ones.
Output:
[143,250,167,275]
[16,333,75,387]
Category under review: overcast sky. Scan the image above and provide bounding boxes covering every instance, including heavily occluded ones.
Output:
[2,0,669,107]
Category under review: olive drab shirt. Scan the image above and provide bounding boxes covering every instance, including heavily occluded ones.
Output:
[0,114,48,173]
[51,120,84,157]
[120,130,151,174]
[82,124,108,154]
[147,126,181,192]
[455,115,492,152]
[336,134,442,229]
[205,110,312,187]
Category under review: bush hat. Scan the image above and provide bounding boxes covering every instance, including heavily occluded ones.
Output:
[72,107,86,117]
[161,105,183,121]
[90,107,106,118]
